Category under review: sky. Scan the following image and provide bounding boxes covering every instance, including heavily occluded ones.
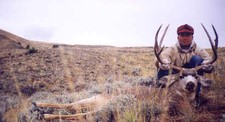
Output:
[0,0,225,47]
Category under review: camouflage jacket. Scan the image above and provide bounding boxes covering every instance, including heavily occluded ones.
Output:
[157,42,211,67]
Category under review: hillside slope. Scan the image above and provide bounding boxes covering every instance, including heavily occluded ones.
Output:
[0,29,225,121]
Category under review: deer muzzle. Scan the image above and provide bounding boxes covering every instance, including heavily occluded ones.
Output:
[185,82,195,92]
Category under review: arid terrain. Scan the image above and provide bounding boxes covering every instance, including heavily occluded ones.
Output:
[0,29,225,122]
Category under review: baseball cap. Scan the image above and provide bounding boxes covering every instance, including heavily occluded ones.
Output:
[177,24,194,35]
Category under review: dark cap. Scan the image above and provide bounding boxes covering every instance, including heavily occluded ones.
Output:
[177,24,194,35]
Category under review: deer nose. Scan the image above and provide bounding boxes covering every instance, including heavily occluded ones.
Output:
[185,82,195,92]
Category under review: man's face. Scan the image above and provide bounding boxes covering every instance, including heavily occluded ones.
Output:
[177,32,193,47]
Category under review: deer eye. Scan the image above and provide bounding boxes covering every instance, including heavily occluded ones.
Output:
[180,76,184,79]
[194,75,199,79]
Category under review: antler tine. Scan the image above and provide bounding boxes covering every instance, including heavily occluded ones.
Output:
[154,25,163,64]
[159,24,170,48]
[155,24,162,52]
[212,25,218,49]
[212,24,218,63]
[201,23,218,64]
[154,25,166,64]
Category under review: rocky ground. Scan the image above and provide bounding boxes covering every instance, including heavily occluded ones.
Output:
[0,29,225,121]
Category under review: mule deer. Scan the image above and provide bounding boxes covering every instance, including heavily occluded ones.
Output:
[30,24,218,121]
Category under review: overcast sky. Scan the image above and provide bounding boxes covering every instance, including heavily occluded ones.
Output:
[0,0,224,47]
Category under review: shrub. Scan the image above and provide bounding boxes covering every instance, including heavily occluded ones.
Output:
[28,47,38,54]
[25,45,30,49]
[20,86,37,97]
[52,44,59,48]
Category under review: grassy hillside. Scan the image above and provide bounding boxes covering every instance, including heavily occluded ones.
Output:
[0,29,225,121]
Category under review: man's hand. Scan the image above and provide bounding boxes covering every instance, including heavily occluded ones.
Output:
[159,63,170,70]
[202,64,214,73]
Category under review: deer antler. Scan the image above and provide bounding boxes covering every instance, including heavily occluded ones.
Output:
[154,24,169,64]
[195,24,218,71]
[201,23,218,64]
[154,25,182,71]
